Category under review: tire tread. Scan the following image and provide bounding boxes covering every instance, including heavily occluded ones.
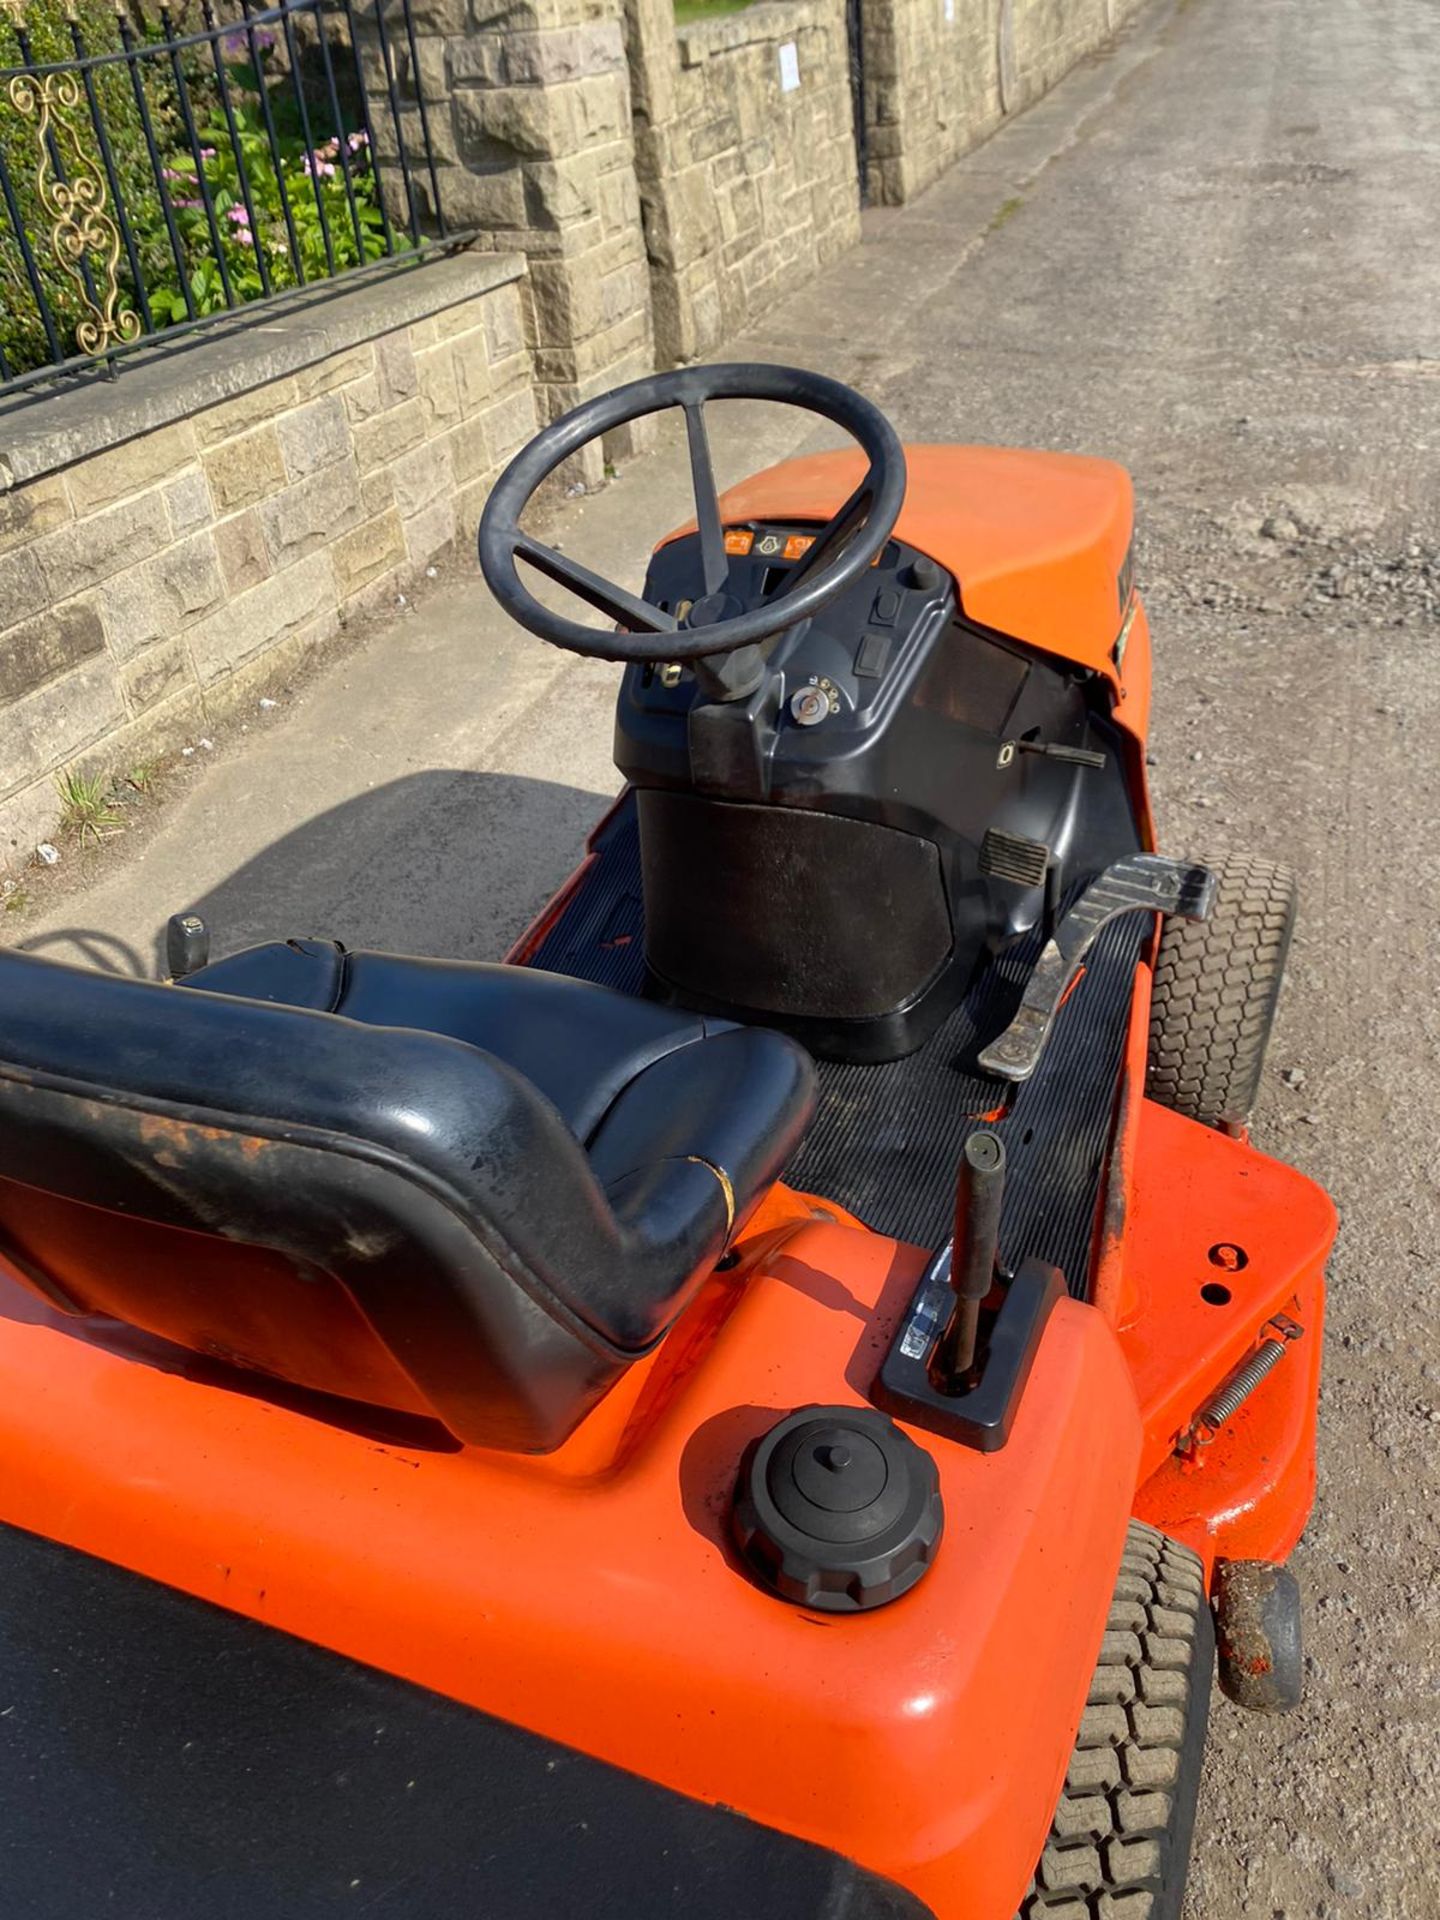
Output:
[1015,1522,1211,1919]
[1146,854,1297,1127]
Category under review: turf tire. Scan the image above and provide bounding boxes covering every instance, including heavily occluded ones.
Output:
[1015,1521,1214,1920]
[1146,853,1297,1129]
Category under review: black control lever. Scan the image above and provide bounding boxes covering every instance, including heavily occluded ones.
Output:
[931,1131,1006,1388]
[1000,738,1107,770]
[165,912,210,981]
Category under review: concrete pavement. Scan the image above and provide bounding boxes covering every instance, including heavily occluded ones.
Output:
[9,0,1440,1911]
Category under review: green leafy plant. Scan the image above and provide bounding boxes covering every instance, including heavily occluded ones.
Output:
[1,4,393,375]
[123,756,164,795]
[55,767,124,846]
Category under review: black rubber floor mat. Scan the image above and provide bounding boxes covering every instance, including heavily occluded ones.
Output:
[787,916,1143,1292]
[528,792,1141,1296]
[529,800,647,996]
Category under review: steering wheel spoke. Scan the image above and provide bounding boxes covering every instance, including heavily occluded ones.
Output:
[775,479,873,600]
[512,533,677,637]
[682,401,729,599]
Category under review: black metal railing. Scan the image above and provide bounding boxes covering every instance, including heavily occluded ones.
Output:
[0,0,468,395]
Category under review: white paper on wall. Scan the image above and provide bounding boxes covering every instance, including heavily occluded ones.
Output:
[779,42,800,92]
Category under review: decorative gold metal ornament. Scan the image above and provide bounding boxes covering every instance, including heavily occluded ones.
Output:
[7,66,142,355]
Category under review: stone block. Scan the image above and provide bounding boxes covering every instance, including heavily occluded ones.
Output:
[164,468,214,534]
[693,113,741,164]
[200,610,339,719]
[0,599,105,705]
[276,395,352,480]
[185,549,337,687]
[0,655,126,799]
[342,373,386,424]
[524,155,600,229]
[122,636,192,715]
[432,161,530,232]
[204,426,289,514]
[598,162,639,236]
[455,85,580,162]
[294,344,376,398]
[447,415,492,484]
[354,398,428,472]
[402,492,459,568]
[102,533,227,660]
[0,546,48,633]
[390,438,454,520]
[33,490,171,599]
[331,510,409,598]
[64,423,197,517]
[256,458,363,570]
[410,301,483,351]
[375,332,420,408]
[416,342,464,431]
[527,256,606,347]
[480,385,538,468]
[448,35,505,86]
[0,475,70,558]
[451,327,495,414]
[194,377,300,449]
[484,281,527,364]
[502,20,626,86]
[576,71,631,145]
[214,510,272,597]
[361,469,397,518]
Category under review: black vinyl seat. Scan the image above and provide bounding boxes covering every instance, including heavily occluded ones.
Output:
[0,944,814,1451]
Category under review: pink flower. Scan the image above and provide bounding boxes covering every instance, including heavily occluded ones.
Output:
[301,153,336,178]
[227,204,250,224]
[347,130,368,152]
[199,147,217,161]
[173,197,202,209]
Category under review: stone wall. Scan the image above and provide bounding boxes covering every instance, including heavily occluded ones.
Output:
[378,0,653,471]
[626,0,861,367]
[0,255,534,864]
[864,0,1148,206]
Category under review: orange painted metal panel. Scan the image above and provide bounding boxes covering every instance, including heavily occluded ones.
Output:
[1117,1098,1336,1571]
[700,444,1139,705]
[0,1209,1141,1920]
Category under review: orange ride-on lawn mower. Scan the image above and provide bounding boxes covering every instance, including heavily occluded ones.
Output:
[0,367,1335,1919]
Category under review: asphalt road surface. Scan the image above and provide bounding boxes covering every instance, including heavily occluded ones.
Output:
[11,0,1439,1912]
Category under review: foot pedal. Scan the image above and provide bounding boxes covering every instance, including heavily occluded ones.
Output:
[978,854,1215,1083]
[979,828,1048,887]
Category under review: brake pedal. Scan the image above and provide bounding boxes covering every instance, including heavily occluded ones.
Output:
[978,854,1216,1083]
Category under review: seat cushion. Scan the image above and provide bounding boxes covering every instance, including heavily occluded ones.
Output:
[188,941,737,1144]
[0,945,814,1451]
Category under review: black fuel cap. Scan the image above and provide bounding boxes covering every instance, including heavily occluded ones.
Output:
[732,1406,944,1612]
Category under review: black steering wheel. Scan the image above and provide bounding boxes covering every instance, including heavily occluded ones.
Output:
[477,363,906,664]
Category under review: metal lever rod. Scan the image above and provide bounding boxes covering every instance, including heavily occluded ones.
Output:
[931,1131,1006,1387]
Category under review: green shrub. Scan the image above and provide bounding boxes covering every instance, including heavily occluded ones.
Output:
[0,1,389,378]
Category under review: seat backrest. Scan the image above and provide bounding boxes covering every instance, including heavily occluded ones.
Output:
[0,951,742,1452]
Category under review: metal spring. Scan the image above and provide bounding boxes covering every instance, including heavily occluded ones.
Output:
[1195,1337,1290,1434]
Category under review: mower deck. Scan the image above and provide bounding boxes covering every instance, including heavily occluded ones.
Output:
[524,791,1144,1287]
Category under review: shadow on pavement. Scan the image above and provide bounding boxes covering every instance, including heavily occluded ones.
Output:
[17,769,613,978]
